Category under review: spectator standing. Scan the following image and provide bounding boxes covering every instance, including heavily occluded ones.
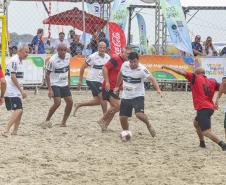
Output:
[70,34,84,57]
[98,32,109,48]
[192,35,203,56]
[204,36,216,56]
[89,34,98,54]
[54,32,70,53]
[31,28,45,54]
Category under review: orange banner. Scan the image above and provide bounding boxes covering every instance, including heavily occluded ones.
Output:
[69,55,194,80]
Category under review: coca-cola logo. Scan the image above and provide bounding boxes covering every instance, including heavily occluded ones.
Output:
[112,32,121,54]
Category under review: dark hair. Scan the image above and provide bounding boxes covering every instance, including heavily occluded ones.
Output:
[37,28,43,34]
[59,32,65,36]
[12,46,17,50]
[222,77,226,80]
[128,52,139,60]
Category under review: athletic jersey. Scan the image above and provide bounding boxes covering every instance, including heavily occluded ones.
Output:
[121,62,151,99]
[85,52,110,83]
[47,53,70,87]
[102,54,124,90]
[5,55,24,97]
[185,72,219,110]
[0,65,4,78]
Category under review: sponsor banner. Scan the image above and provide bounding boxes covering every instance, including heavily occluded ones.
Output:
[140,55,193,80]
[6,54,45,85]
[108,22,126,55]
[160,0,193,55]
[194,56,226,83]
[136,13,148,54]
[69,55,194,83]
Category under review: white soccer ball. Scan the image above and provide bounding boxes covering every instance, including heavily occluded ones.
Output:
[120,130,132,141]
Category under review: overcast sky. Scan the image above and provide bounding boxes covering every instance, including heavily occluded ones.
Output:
[6,0,226,44]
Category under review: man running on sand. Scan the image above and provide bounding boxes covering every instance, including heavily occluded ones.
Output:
[162,65,226,151]
[97,46,132,131]
[1,44,28,137]
[0,64,6,105]
[73,42,110,116]
[42,43,73,128]
[115,52,162,139]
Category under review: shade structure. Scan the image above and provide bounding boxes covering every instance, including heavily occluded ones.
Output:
[43,7,107,34]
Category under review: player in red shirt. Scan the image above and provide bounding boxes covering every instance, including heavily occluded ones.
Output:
[162,65,226,151]
[97,47,132,131]
[0,65,6,105]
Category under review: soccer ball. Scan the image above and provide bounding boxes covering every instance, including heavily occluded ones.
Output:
[120,130,132,141]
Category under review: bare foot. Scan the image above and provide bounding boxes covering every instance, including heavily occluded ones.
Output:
[147,125,156,137]
[11,131,18,135]
[1,131,10,137]
[97,119,107,132]
[73,103,80,117]
[60,123,67,127]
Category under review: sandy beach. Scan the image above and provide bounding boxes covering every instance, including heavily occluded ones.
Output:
[0,90,226,185]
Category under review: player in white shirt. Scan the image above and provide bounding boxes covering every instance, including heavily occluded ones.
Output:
[114,52,162,140]
[73,42,110,116]
[1,45,28,137]
[42,43,73,128]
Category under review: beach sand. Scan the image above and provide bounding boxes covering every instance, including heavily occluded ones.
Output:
[0,90,226,185]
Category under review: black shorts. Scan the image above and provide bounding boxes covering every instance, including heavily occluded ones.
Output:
[120,96,144,117]
[195,109,214,131]
[5,97,23,111]
[102,89,120,101]
[51,85,71,98]
[86,80,102,97]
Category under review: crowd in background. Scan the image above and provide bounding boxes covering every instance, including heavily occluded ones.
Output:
[8,28,110,57]
[191,35,226,56]
[8,28,226,57]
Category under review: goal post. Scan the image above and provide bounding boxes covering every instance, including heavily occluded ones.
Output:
[0,15,6,73]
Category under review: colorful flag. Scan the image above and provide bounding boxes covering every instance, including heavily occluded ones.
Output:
[110,0,133,30]
[160,0,193,55]
[136,13,148,54]
[108,22,126,55]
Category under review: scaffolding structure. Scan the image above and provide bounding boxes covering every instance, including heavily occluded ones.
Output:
[128,3,226,55]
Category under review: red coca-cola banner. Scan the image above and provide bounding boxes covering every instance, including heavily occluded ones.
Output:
[108,22,126,55]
